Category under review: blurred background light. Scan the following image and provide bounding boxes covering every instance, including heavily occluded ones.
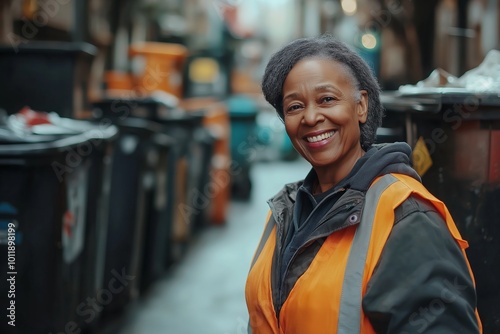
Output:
[341,0,357,16]
[361,33,377,49]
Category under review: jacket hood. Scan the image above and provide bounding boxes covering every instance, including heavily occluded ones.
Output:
[269,141,421,205]
[346,141,421,192]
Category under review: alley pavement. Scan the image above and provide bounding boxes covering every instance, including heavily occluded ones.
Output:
[97,158,310,334]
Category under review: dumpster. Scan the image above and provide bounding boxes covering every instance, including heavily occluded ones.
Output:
[0,42,97,118]
[226,95,258,200]
[382,90,500,333]
[0,109,117,334]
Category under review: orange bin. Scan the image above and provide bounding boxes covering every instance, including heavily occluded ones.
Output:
[128,42,188,98]
[179,97,231,225]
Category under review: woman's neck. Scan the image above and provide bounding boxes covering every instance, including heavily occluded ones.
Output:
[313,148,365,194]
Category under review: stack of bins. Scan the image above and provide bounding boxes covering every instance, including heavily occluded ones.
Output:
[91,103,175,299]
[382,91,500,334]
[0,116,117,334]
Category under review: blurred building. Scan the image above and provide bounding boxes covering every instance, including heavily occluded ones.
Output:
[1,0,498,93]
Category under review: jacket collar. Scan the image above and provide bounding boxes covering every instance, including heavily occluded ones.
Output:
[267,181,301,227]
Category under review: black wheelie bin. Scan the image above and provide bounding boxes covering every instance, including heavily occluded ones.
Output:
[382,90,500,333]
[0,42,96,118]
[91,105,175,308]
[0,110,117,334]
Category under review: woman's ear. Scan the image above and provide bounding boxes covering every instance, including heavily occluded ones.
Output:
[357,90,368,124]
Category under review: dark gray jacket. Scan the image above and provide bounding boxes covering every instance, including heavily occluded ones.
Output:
[266,142,480,333]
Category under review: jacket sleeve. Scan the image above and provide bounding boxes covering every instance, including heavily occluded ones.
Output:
[362,196,480,334]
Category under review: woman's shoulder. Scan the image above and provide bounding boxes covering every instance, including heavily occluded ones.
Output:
[393,194,441,224]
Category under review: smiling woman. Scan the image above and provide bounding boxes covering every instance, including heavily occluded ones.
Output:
[245,35,483,334]
[282,57,368,191]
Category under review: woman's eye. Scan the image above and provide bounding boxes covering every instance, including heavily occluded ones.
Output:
[286,104,302,112]
[321,96,336,103]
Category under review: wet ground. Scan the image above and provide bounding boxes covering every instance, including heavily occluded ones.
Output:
[96,158,310,334]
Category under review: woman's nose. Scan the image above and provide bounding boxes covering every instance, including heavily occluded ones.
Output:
[301,105,325,125]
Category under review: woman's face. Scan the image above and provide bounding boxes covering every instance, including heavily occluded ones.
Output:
[282,57,368,175]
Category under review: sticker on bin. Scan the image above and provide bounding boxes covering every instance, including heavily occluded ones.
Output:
[412,136,433,177]
[62,162,89,264]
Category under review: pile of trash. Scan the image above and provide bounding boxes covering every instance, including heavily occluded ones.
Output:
[0,106,104,143]
[399,49,500,94]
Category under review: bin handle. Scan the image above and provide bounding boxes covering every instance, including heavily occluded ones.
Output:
[411,102,442,113]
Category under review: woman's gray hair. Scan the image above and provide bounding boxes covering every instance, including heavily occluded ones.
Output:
[261,35,383,151]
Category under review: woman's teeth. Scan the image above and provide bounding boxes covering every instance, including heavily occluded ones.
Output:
[306,131,335,143]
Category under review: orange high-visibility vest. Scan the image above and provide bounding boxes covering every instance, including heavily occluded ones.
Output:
[245,173,482,334]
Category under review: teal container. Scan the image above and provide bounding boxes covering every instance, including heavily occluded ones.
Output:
[226,95,258,199]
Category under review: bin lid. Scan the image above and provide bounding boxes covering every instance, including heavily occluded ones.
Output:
[118,117,174,145]
[118,117,164,133]
[157,112,203,126]
[92,92,181,121]
[381,90,500,113]
[0,107,117,156]
[380,92,441,113]
[0,41,97,56]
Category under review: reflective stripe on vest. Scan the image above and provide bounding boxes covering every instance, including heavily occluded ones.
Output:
[337,174,397,333]
[250,210,274,271]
